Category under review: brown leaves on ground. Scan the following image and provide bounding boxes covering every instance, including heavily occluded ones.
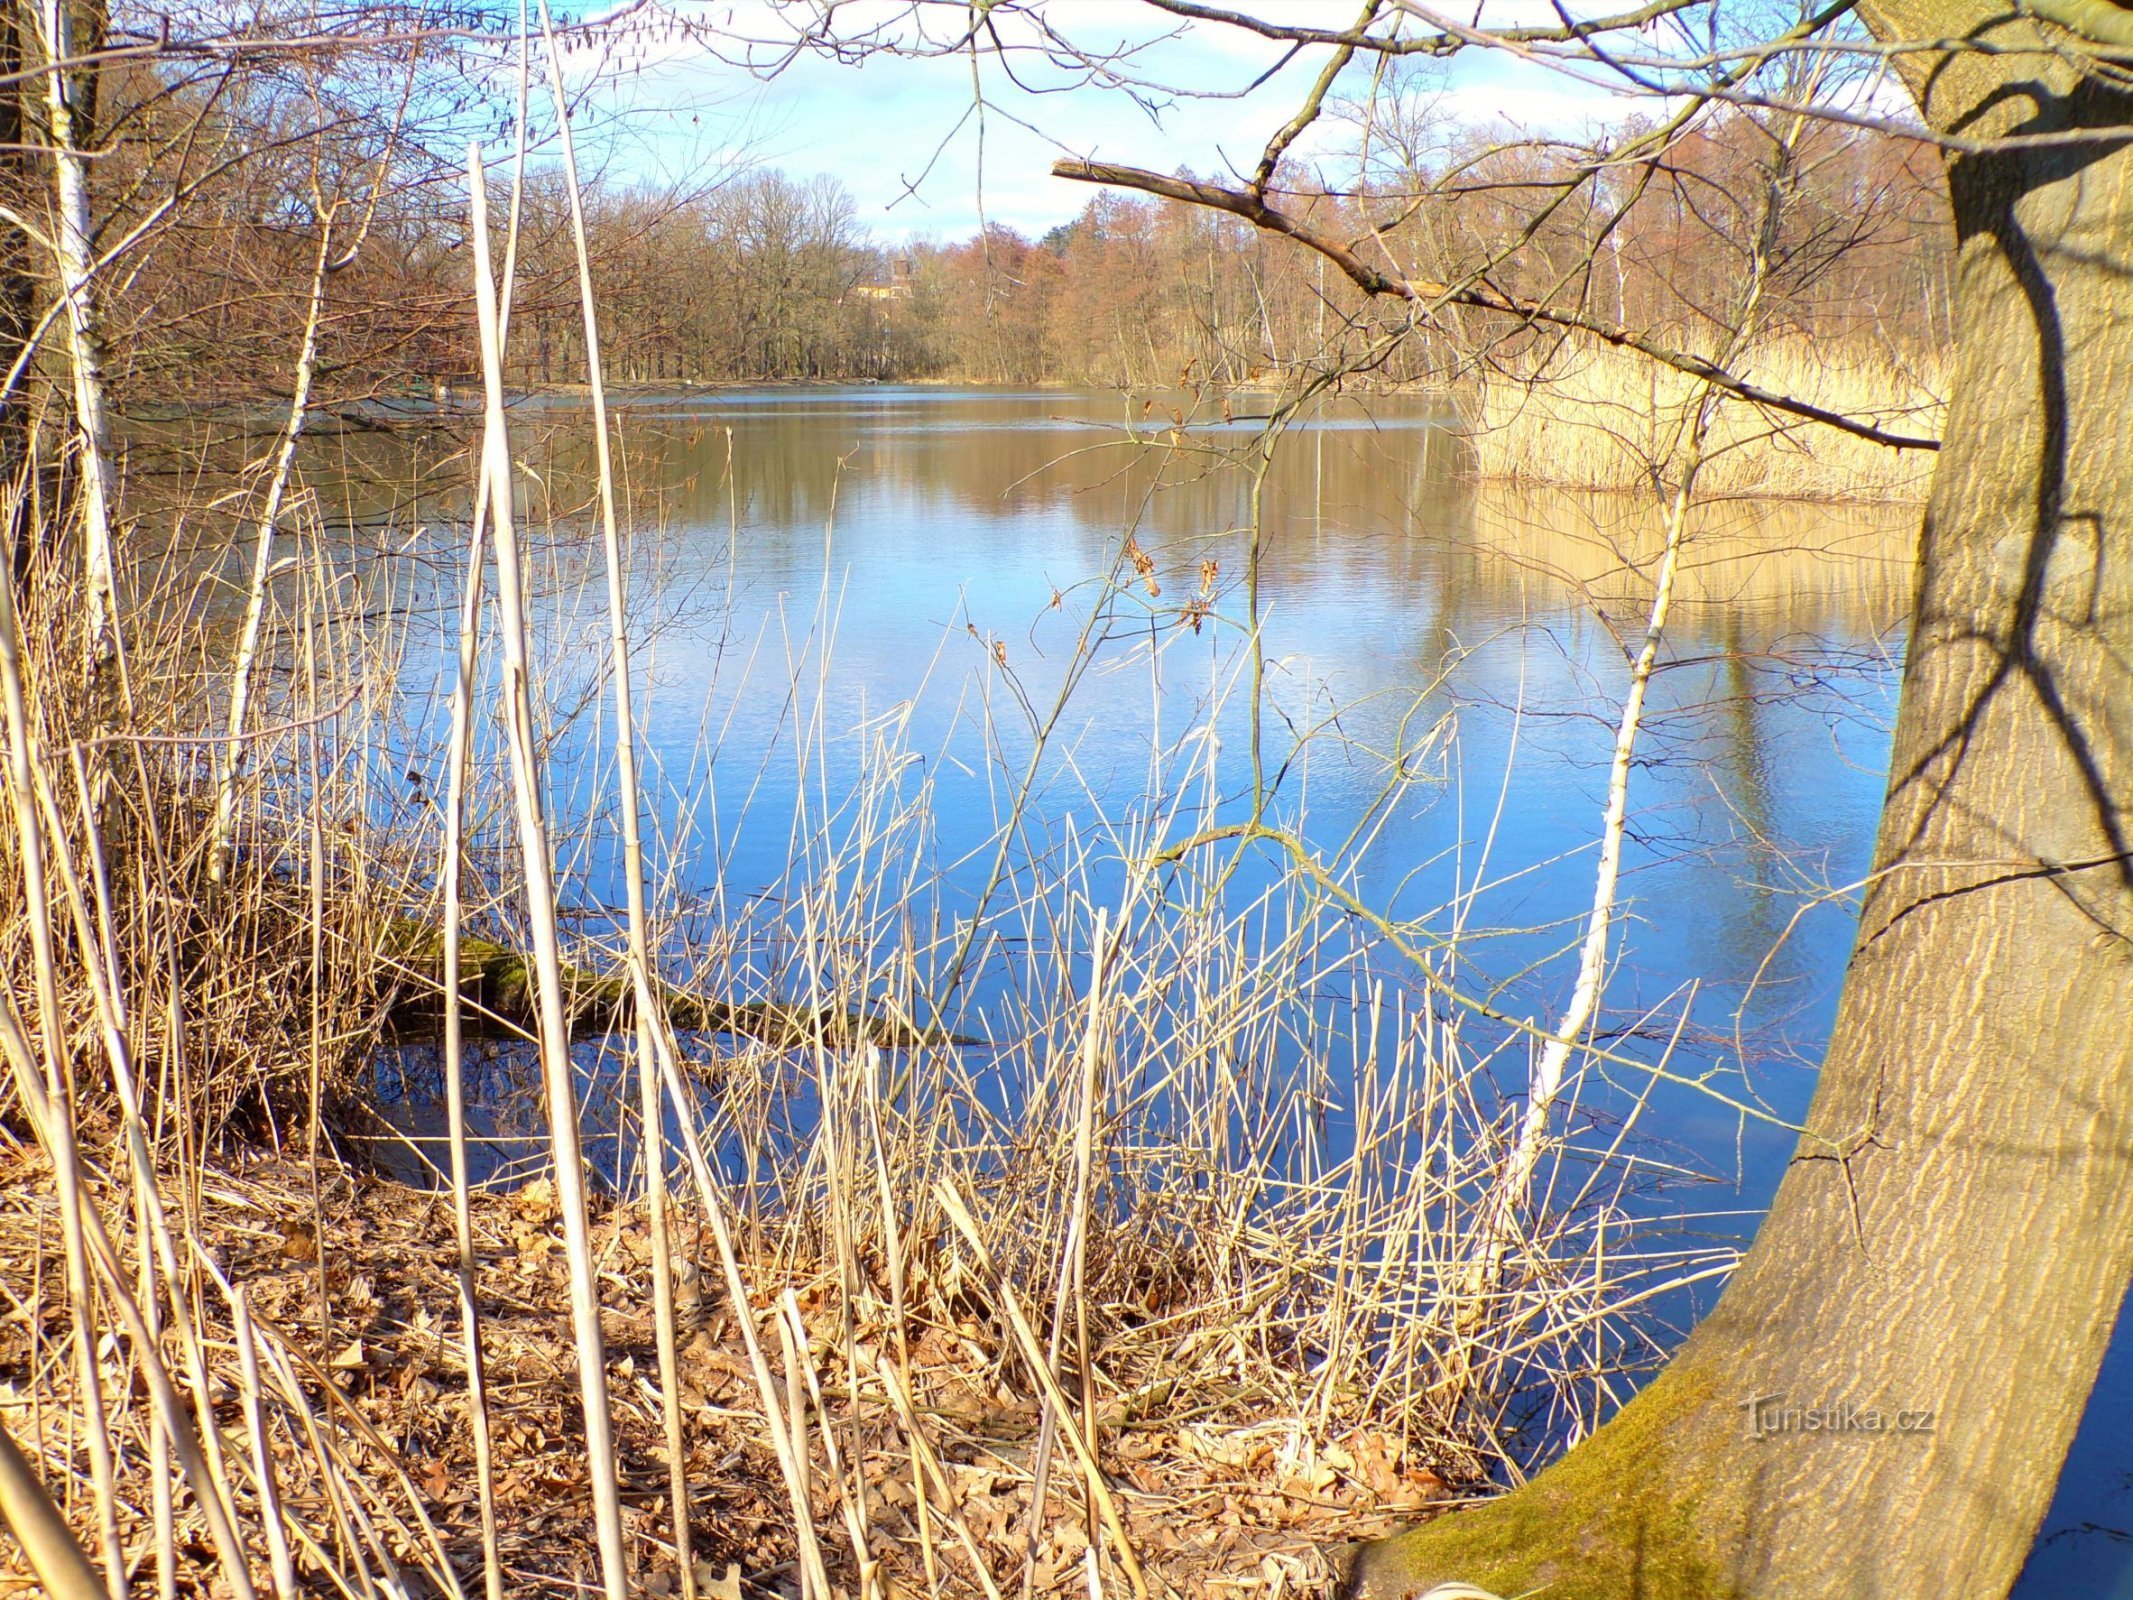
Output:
[0,1146,1466,1600]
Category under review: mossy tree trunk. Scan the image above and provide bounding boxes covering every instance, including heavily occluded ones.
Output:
[1348,8,2133,1598]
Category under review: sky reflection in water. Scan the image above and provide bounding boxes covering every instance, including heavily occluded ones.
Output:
[352,386,2126,1592]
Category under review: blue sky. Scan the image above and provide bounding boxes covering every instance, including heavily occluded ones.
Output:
[572,1,1641,242]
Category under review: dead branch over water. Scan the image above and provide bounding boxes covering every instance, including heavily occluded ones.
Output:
[0,5,1972,1600]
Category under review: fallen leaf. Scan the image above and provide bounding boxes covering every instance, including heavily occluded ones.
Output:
[515,1177,559,1222]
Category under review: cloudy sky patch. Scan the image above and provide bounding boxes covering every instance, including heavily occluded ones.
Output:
[560,1,1647,239]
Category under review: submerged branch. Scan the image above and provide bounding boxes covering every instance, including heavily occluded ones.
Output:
[380,923,975,1051]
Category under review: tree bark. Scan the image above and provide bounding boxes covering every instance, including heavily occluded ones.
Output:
[38,0,118,664]
[0,1,39,588]
[1345,8,2133,1598]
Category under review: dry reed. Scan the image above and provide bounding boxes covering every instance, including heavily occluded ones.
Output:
[0,470,1729,1600]
[1464,337,1945,502]
[0,95,1758,1600]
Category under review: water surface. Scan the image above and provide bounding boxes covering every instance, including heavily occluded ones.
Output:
[343,385,2127,1592]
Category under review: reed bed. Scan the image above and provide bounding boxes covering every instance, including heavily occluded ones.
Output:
[0,580,1718,1600]
[1464,337,1945,502]
[0,724,1711,1600]
[0,130,1738,1600]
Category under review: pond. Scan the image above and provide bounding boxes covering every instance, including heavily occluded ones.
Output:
[343,384,2128,1594]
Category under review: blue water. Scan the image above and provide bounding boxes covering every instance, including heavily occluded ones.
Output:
[357,385,2129,1590]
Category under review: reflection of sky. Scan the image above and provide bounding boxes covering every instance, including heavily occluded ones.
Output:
[385,390,1915,1226]
[368,385,2128,1593]
[428,385,1916,1170]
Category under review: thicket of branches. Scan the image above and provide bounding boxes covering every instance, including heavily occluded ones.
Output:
[499,95,1956,392]
[45,17,1954,406]
[897,103,1951,389]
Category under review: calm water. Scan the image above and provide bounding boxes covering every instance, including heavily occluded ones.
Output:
[342,386,2128,1591]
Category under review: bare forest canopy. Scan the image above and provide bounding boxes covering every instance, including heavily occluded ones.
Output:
[72,29,1954,402]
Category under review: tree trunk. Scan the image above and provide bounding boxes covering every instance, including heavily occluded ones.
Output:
[1345,9,2133,1598]
[0,1,38,588]
[38,0,118,664]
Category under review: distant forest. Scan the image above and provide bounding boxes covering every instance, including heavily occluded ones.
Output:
[115,92,1954,404]
[507,106,1955,392]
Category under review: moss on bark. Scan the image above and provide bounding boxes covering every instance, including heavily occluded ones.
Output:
[1341,1365,1731,1600]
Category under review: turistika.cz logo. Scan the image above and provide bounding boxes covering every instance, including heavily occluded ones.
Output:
[1740,1393,1936,1440]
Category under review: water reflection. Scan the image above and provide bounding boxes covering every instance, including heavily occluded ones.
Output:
[317,389,1910,1256]
[592,390,1906,1056]
[330,386,1913,1147]
[256,385,2116,1592]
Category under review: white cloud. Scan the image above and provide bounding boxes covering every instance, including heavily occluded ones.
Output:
[561,1,1658,239]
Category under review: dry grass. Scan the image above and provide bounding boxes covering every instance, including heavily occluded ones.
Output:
[0,663,1694,1600]
[0,1143,1471,1600]
[0,141,1743,1600]
[1464,337,1946,502]
[0,473,1725,1600]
